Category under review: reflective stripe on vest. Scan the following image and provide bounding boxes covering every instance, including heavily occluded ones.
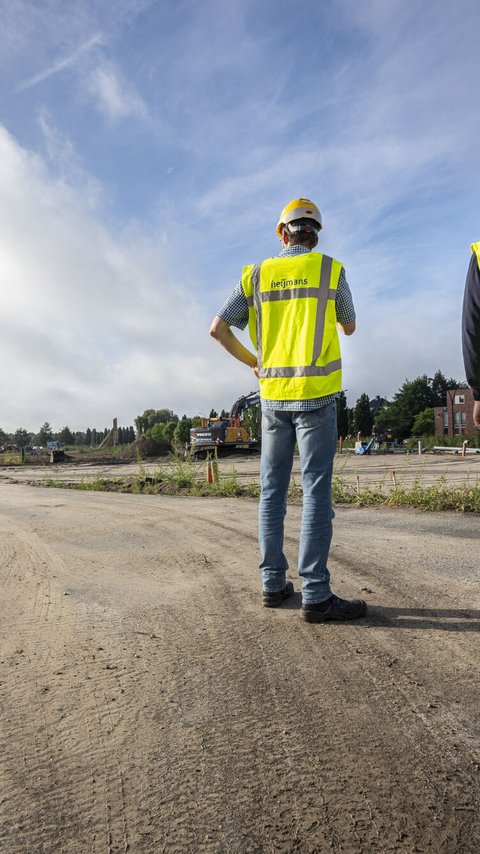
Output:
[260,360,342,378]
[471,242,480,270]
[241,252,343,399]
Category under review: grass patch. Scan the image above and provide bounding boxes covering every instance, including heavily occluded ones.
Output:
[2,452,24,465]
[41,459,480,512]
[42,453,262,499]
[43,476,126,492]
[331,473,480,512]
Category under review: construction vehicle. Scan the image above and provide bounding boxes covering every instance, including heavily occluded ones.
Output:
[190,391,260,454]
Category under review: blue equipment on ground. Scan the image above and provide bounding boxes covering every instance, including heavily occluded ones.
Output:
[354,436,376,455]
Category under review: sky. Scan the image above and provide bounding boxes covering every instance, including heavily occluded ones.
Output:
[1,0,479,432]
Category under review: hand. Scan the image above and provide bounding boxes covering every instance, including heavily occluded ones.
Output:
[474,400,480,429]
[251,364,259,379]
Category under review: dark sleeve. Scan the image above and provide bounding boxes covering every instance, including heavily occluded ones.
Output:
[462,254,480,400]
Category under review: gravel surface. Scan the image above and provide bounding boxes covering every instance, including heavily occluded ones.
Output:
[0,481,479,853]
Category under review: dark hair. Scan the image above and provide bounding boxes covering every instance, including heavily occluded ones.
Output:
[286,230,318,249]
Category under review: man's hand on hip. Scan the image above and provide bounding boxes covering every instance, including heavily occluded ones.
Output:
[473,400,480,428]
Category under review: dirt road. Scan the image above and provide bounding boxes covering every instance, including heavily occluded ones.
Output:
[0,482,479,853]
[2,447,480,491]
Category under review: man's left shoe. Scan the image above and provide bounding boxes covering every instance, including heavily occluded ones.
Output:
[263,581,295,608]
[301,593,367,622]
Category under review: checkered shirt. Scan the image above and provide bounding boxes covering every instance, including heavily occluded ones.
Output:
[217,245,356,411]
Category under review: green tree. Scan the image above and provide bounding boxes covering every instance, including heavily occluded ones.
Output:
[0,427,9,444]
[150,421,177,446]
[164,421,177,444]
[135,410,153,435]
[85,428,92,446]
[58,426,75,445]
[38,422,53,445]
[431,370,467,407]
[173,416,193,446]
[13,428,30,447]
[347,407,355,436]
[242,404,261,440]
[209,409,218,419]
[353,394,373,437]
[376,376,432,438]
[411,408,435,435]
[135,408,179,435]
[158,409,178,424]
[375,372,466,439]
[336,391,349,439]
[374,401,404,437]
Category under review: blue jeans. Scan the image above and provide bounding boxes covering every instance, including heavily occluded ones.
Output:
[259,403,337,604]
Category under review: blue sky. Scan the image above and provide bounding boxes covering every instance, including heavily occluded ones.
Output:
[1,0,479,431]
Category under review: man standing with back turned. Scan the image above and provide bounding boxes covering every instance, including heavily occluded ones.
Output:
[210,198,367,623]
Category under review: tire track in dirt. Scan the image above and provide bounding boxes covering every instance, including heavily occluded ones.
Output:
[145,499,479,852]
[0,515,132,853]
[0,487,479,853]
[330,525,480,759]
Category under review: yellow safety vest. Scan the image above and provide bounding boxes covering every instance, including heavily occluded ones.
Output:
[241,252,343,400]
[471,242,480,269]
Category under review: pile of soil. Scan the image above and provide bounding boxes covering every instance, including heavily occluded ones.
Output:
[117,435,170,460]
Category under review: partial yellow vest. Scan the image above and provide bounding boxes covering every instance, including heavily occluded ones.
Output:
[471,242,480,269]
[241,252,343,400]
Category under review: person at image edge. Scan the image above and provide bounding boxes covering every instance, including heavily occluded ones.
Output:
[462,242,480,429]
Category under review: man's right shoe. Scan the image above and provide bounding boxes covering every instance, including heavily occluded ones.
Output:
[301,593,367,623]
[263,580,295,608]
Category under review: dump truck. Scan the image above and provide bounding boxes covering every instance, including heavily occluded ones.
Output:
[190,391,260,453]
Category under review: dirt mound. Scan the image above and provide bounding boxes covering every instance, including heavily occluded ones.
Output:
[118,435,170,460]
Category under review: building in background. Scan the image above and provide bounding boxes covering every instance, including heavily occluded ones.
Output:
[434,388,476,438]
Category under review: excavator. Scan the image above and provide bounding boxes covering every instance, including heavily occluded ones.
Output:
[190,391,260,454]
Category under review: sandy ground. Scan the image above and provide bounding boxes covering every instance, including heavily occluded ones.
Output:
[2,448,480,490]
[0,479,479,853]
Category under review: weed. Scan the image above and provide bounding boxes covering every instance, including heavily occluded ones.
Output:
[3,452,23,465]
[288,474,302,500]
[41,461,480,512]
[331,472,480,512]
[42,476,124,492]
[160,455,199,488]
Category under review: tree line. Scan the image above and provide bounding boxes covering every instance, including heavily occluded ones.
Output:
[0,422,136,448]
[0,369,464,452]
[134,409,201,448]
[336,370,466,439]
[136,370,465,452]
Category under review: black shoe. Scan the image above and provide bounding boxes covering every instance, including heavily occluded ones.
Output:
[263,581,295,608]
[301,593,367,623]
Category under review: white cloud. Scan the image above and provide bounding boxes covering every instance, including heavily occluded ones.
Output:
[0,126,230,432]
[15,33,104,92]
[37,108,103,208]
[88,64,148,121]
[1,0,477,429]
